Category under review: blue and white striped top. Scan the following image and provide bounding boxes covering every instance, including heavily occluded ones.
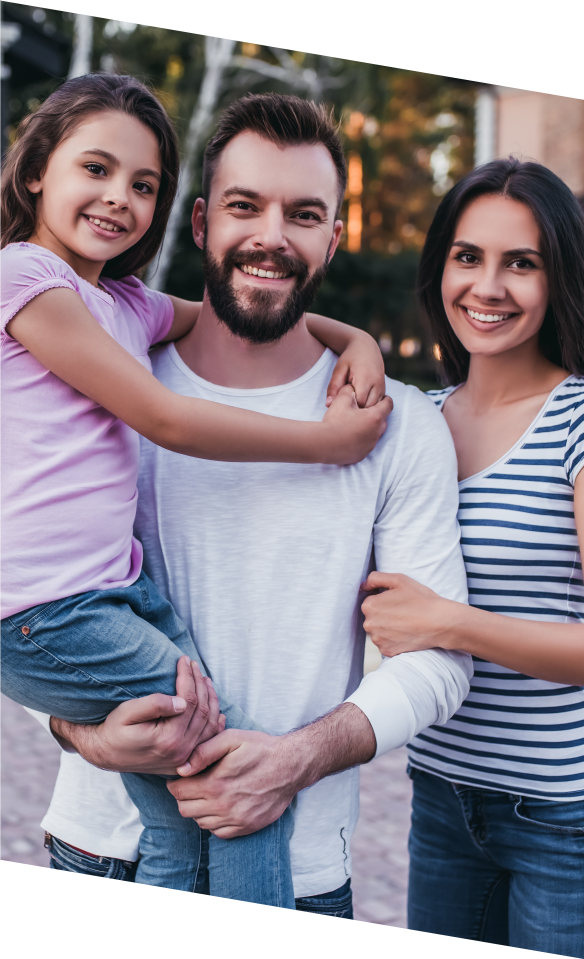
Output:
[408,375,584,800]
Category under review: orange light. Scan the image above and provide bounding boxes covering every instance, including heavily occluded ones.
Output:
[346,153,363,252]
[433,343,442,361]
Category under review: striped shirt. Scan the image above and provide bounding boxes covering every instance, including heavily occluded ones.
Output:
[408,375,584,800]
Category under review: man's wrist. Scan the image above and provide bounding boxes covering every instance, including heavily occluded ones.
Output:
[280,702,376,791]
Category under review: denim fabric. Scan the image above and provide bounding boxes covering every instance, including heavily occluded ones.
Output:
[48,835,139,882]
[295,879,353,919]
[1,572,295,907]
[407,766,584,957]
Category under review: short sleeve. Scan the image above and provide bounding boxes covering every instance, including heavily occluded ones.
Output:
[1,243,78,336]
[565,385,584,486]
[104,276,174,347]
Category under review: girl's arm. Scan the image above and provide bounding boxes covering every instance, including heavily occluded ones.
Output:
[7,288,391,465]
[360,470,584,686]
[305,313,386,409]
[158,295,202,344]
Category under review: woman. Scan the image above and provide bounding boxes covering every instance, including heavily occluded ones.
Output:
[361,158,584,957]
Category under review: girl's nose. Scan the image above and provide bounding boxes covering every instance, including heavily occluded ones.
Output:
[102,180,130,210]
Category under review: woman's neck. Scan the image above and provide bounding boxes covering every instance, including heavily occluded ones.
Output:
[462,337,567,412]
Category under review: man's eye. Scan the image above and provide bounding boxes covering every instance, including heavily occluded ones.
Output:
[293,211,319,221]
[229,202,254,211]
[85,163,106,176]
[134,181,154,195]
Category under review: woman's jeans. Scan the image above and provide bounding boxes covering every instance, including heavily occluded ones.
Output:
[1,572,295,907]
[407,766,584,958]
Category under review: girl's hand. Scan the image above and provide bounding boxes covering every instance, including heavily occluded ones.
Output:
[326,334,386,409]
[321,385,393,464]
[361,572,462,656]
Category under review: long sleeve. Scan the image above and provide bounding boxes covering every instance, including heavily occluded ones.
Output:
[345,385,472,756]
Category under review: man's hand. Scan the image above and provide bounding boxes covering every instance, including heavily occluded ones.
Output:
[49,656,225,775]
[167,702,376,838]
[361,571,463,656]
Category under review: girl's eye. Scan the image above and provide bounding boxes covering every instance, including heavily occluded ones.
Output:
[134,181,154,195]
[85,163,106,176]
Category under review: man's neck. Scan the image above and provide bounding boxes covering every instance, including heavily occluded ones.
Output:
[174,292,326,389]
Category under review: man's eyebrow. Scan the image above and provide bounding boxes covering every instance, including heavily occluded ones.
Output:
[80,149,161,180]
[451,240,543,258]
[221,187,329,213]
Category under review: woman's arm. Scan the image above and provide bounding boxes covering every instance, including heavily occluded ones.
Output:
[7,288,391,465]
[305,314,386,409]
[361,470,584,685]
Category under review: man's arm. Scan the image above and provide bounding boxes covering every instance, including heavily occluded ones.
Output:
[48,657,225,776]
[167,387,471,836]
[167,703,375,838]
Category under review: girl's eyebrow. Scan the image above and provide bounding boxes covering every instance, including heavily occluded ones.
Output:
[80,148,160,180]
[451,239,542,258]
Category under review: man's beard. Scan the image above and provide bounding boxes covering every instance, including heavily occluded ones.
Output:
[203,242,329,345]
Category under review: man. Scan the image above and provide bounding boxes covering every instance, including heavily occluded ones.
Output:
[36,93,471,916]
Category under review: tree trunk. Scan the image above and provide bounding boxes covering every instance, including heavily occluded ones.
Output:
[146,36,235,291]
[68,15,93,79]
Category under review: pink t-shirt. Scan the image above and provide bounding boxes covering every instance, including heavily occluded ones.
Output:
[1,243,174,618]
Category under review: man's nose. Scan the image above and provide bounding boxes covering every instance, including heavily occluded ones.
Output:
[252,207,288,253]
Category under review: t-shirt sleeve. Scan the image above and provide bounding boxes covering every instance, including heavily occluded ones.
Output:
[1,244,78,336]
[565,387,584,486]
[117,277,174,347]
[345,386,473,756]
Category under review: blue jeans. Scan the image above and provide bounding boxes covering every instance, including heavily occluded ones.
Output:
[49,832,353,919]
[1,572,295,907]
[407,767,584,957]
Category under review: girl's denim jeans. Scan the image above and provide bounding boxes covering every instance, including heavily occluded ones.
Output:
[407,766,584,958]
[1,571,295,907]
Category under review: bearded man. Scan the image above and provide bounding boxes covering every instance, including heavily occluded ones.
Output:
[37,93,471,918]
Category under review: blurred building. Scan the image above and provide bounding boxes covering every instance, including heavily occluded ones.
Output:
[475,86,584,199]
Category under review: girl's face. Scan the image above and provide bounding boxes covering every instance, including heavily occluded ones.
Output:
[441,194,549,358]
[27,111,162,270]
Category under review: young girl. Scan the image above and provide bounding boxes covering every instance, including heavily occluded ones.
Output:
[360,158,584,957]
[1,74,390,904]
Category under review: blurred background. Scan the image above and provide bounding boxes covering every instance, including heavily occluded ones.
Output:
[4,5,581,391]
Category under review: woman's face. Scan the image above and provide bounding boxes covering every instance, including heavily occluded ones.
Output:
[441,194,549,358]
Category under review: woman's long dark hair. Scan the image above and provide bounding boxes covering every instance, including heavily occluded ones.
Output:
[417,158,584,385]
[1,74,179,280]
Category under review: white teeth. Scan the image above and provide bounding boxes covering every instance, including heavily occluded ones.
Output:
[240,264,288,279]
[87,216,122,233]
[466,308,510,323]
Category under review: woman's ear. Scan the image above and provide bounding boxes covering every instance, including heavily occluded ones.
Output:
[25,178,43,194]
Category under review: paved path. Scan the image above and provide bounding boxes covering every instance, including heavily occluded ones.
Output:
[1,692,411,925]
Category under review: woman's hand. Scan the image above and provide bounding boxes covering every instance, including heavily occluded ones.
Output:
[325,332,386,409]
[361,572,463,657]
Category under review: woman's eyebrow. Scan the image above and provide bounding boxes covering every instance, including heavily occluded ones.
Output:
[451,240,542,258]
[80,149,160,180]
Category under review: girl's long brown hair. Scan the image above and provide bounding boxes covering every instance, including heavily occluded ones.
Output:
[1,74,179,280]
[417,158,584,385]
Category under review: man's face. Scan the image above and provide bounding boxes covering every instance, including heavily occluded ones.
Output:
[193,131,343,344]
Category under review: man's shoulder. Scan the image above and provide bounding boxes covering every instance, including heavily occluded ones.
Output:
[383,377,451,433]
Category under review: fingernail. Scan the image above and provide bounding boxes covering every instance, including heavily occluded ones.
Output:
[173,696,186,712]
[191,661,200,671]
[177,762,191,775]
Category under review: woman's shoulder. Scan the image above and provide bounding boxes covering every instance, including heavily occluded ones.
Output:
[425,384,457,410]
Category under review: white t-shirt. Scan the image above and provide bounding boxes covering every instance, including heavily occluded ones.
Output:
[32,346,471,897]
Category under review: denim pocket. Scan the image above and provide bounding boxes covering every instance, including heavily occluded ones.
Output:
[513,797,584,835]
[49,837,137,880]
[7,599,63,632]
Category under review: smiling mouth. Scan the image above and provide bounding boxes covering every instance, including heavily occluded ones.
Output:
[463,306,517,324]
[237,264,292,280]
[83,215,125,234]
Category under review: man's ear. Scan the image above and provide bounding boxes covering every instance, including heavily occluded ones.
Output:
[326,219,344,264]
[192,198,207,250]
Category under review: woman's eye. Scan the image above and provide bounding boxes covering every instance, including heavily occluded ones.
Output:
[134,181,154,195]
[510,257,535,270]
[85,163,106,176]
[455,252,478,264]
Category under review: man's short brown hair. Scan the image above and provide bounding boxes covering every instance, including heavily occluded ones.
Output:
[202,93,347,217]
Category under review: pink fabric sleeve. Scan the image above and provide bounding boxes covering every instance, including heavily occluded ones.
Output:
[108,276,175,346]
[1,244,78,336]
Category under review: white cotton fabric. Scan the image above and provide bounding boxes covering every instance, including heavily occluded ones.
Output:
[30,346,471,895]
